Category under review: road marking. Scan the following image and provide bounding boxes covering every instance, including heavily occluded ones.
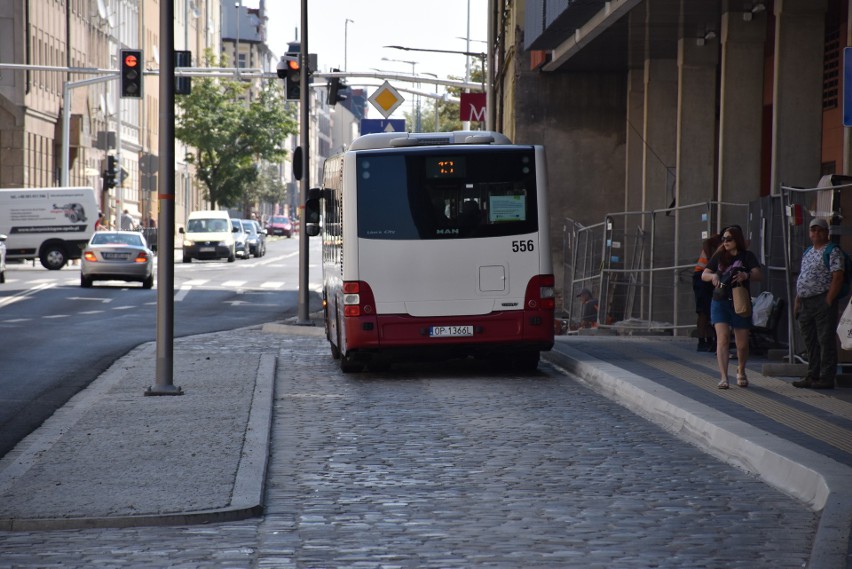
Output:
[44,314,70,319]
[222,280,248,287]
[260,281,285,288]
[112,305,135,310]
[175,285,192,302]
[67,296,113,303]
[0,283,55,308]
[79,310,105,315]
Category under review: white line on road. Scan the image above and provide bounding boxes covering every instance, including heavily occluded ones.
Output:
[0,283,55,308]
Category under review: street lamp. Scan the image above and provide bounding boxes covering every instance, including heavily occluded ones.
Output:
[421,72,440,132]
[344,19,354,71]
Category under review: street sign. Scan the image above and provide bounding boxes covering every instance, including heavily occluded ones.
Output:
[368,81,405,119]
[460,92,487,122]
[361,119,406,134]
[845,48,852,127]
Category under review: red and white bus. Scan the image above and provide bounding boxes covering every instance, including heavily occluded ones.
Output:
[305,131,554,372]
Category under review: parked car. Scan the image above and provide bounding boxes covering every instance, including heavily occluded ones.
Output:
[266,215,293,238]
[0,233,6,284]
[80,231,154,289]
[243,219,266,258]
[231,219,250,259]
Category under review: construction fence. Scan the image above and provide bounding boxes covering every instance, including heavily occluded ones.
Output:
[561,175,852,365]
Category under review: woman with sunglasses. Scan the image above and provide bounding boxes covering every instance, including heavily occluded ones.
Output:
[701,225,762,389]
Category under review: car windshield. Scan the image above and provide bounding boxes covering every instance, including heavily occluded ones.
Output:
[91,233,143,247]
[271,217,289,224]
[242,221,256,234]
[188,218,228,232]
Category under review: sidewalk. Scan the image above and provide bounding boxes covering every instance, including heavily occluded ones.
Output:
[0,326,849,567]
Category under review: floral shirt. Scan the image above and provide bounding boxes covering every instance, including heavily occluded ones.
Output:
[796,244,843,298]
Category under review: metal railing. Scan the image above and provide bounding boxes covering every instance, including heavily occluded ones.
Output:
[563,200,750,334]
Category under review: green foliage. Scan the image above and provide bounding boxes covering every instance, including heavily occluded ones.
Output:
[175,53,298,209]
[402,63,486,133]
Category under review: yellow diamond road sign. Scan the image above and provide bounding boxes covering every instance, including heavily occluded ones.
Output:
[368,81,405,119]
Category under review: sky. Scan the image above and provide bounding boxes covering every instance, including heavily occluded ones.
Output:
[253,0,488,119]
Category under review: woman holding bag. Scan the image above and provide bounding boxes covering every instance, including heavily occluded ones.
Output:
[702,225,762,389]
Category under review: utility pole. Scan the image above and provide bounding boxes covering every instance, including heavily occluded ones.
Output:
[297,0,311,324]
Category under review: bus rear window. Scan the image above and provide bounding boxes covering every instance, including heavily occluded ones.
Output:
[356,148,538,240]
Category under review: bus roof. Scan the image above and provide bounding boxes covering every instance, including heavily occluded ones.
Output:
[348,130,513,151]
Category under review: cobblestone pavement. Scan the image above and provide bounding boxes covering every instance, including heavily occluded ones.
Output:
[0,334,817,568]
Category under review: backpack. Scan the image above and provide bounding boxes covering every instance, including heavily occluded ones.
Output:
[807,242,852,299]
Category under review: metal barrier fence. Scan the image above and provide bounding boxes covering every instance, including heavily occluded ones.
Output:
[562,178,852,376]
[563,201,750,334]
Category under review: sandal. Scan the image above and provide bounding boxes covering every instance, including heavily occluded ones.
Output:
[737,373,748,388]
[717,379,730,390]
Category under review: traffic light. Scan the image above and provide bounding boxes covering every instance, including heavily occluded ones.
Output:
[327,69,348,106]
[103,155,117,190]
[120,49,143,98]
[276,55,301,100]
[174,50,191,95]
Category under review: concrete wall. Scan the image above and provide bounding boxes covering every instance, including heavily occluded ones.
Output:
[511,46,627,306]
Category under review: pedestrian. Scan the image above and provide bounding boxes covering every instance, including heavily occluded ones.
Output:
[576,288,599,328]
[95,211,106,231]
[693,233,722,352]
[120,209,133,231]
[702,225,762,389]
[147,215,156,229]
[792,218,843,389]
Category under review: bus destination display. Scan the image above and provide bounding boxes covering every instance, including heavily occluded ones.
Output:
[425,156,466,179]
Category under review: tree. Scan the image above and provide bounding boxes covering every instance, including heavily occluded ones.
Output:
[402,63,486,133]
[175,54,298,209]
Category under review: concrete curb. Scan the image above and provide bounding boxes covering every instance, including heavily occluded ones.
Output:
[543,344,852,569]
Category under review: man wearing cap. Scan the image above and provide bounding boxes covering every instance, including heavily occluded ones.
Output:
[793,218,843,389]
[577,288,599,328]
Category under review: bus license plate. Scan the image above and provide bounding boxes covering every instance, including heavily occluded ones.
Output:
[430,325,473,338]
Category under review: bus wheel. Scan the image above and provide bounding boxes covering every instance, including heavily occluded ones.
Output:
[514,351,540,371]
[340,352,363,373]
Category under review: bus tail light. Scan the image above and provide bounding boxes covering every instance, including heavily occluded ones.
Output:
[342,281,376,317]
[525,274,556,311]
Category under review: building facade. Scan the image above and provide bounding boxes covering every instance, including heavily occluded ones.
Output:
[494,0,849,324]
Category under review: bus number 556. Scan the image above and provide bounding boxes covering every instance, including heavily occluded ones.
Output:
[512,240,535,252]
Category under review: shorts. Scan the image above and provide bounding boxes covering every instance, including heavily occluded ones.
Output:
[710,298,753,329]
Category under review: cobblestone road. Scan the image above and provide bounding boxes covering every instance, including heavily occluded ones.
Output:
[0,335,817,568]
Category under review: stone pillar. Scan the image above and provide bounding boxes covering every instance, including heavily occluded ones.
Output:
[674,35,719,332]
[625,69,645,214]
[770,0,828,192]
[717,8,767,209]
[642,57,678,213]
[676,37,719,212]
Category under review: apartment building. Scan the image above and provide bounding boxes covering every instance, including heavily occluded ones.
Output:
[0,0,221,229]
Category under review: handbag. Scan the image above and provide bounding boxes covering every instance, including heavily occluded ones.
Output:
[732,283,752,318]
[837,302,852,351]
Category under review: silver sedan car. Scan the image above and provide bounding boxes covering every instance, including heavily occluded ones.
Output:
[80,231,155,288]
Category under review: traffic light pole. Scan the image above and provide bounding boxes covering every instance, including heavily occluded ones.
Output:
[297,0,312,325]
[145,0,182,396]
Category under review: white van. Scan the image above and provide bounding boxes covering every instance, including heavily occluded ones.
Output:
[179,210,237,263]
[0,187,99,270]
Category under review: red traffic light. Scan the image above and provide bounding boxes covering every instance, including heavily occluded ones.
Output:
[287,59,300,71]
[124,53,139,68]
